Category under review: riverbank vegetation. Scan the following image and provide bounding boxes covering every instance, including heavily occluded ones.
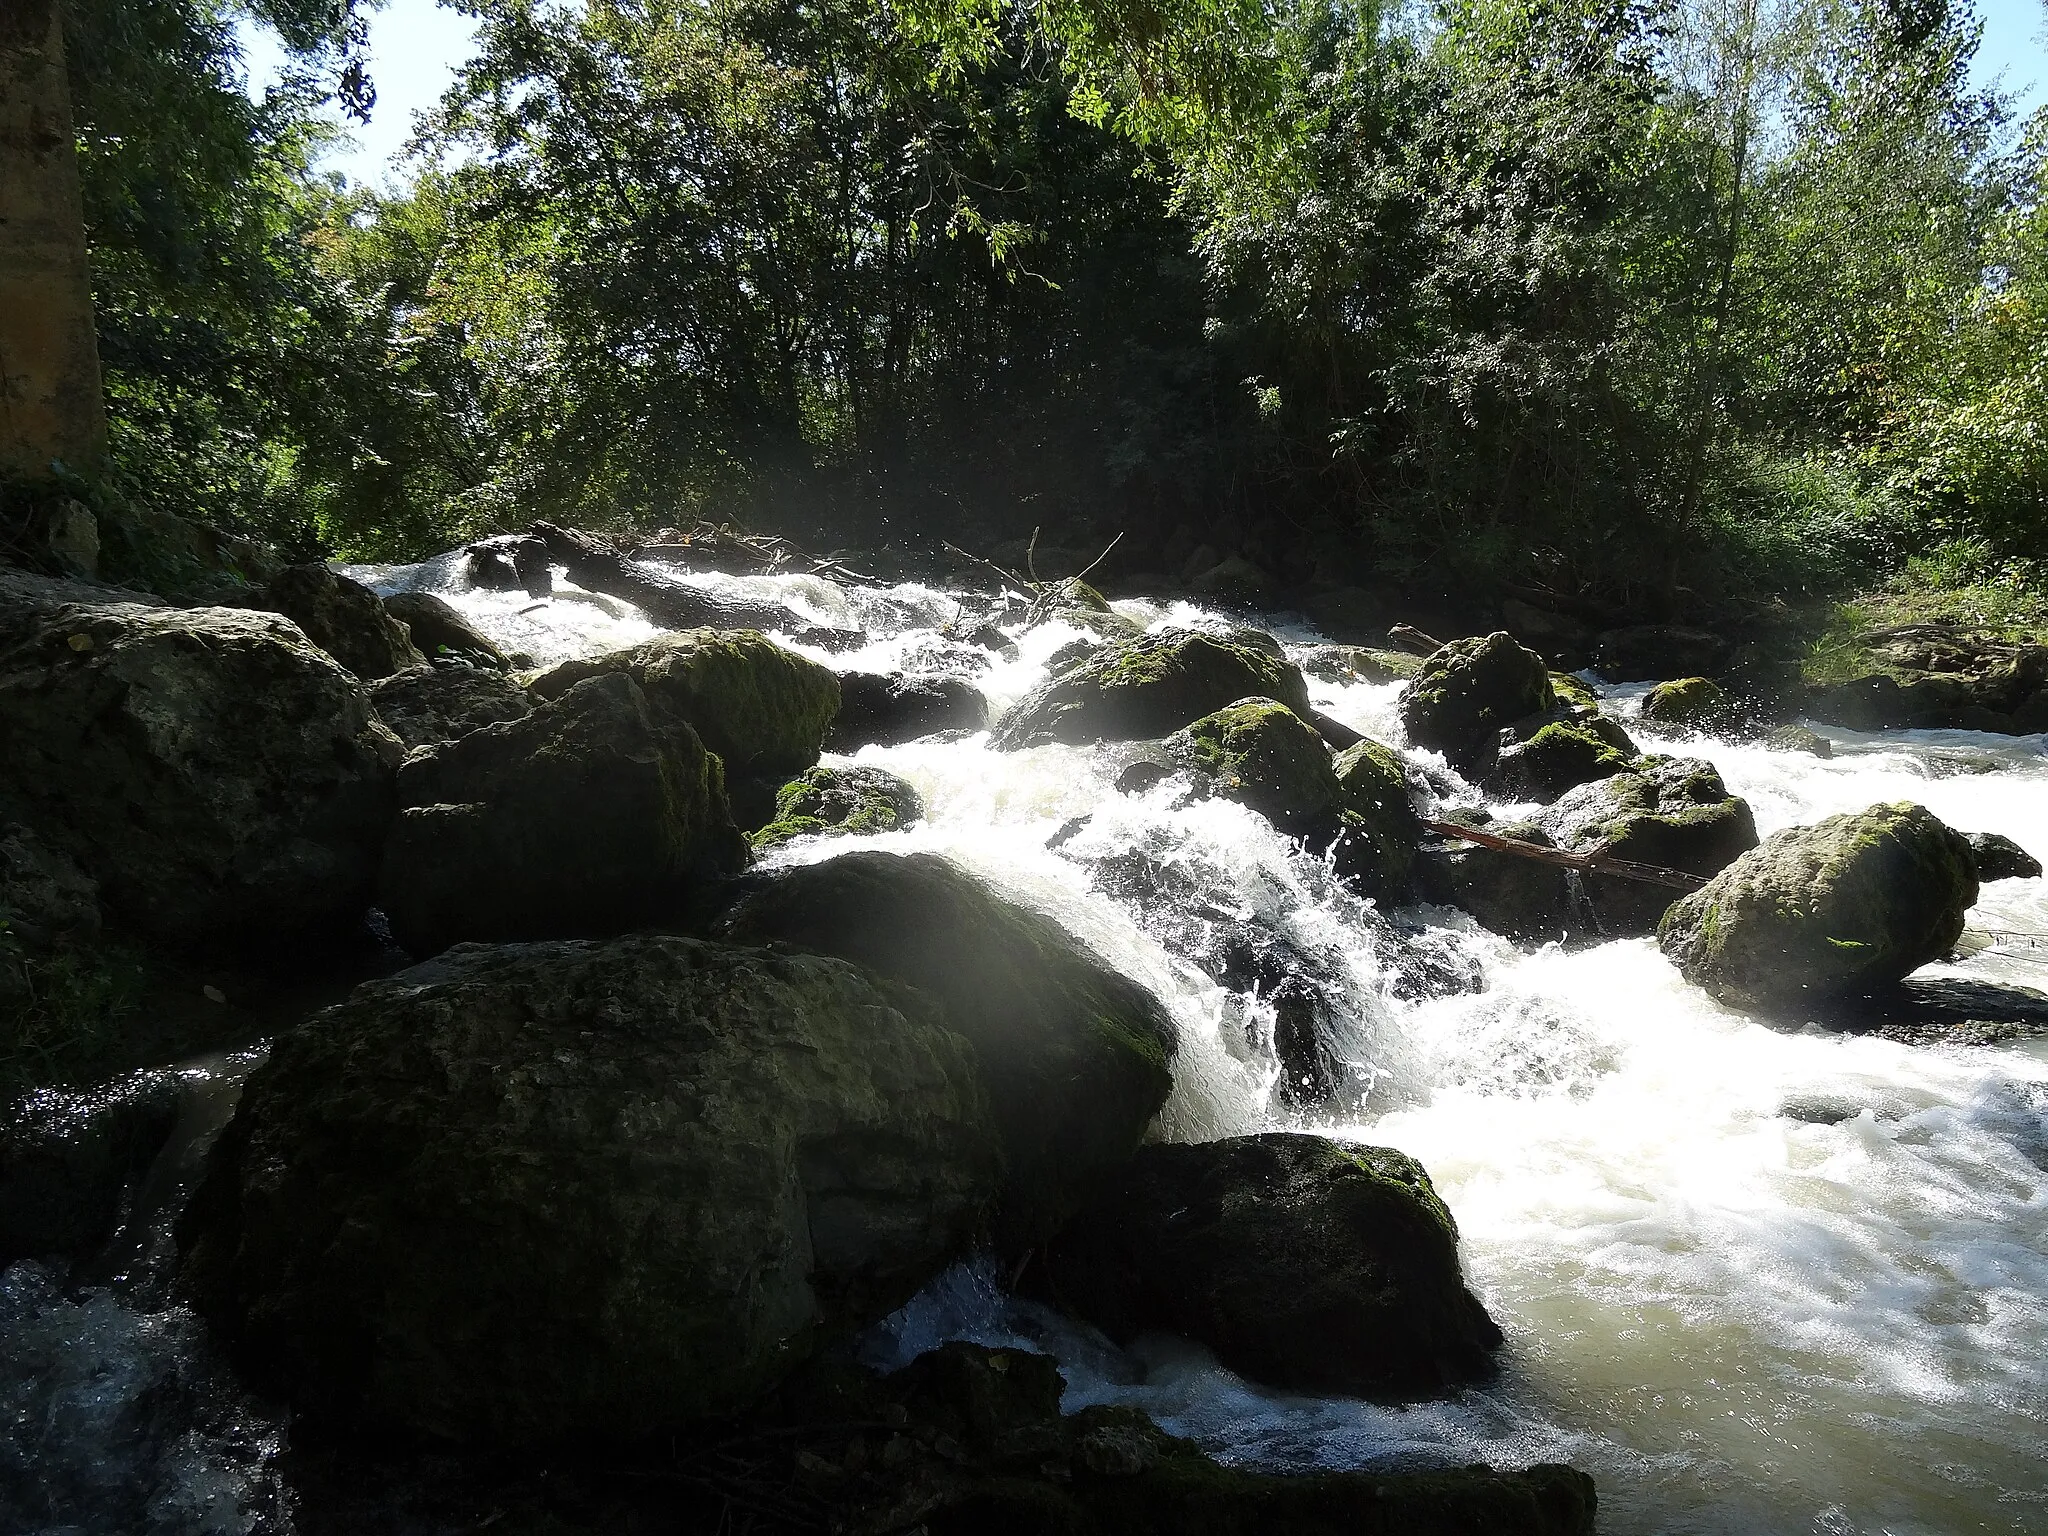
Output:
[48,0,2048,625]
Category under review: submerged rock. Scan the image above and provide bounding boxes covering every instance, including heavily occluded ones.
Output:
[1641,676,1729,729]
[368,663,532,750]
[379,673,746,955]
[1658,802,1978,1015]
[829,670,989,750]
[380,591,509,669]
[718,850,1174,1246]
[177,935,1001,1444]
[529,628,839,777]
[1966,830,2042,882]
[1416,817,1586,945]
[1538,757,1758,936]
[0,594,398,947]
[1399,632,1554,777]
[758,1341,1597,1536]
[1762,722,1833,758]
[994,629,1311,749]
[751,764,923,850]
[244,563,424,681]
[1030,1133,1501,1398]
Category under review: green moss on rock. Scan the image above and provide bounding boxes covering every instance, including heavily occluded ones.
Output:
[1642,676,1729,729]
[1490,719,1636,802]
[1167,697,1341,826]
[994,629,1312,749]
[175,935,1003,1444]
[1330,738,1422,896]
[718,850,1175,1247]
[1399,633,1555,776]
[1659,802,1980,1015]
[751,764,924,850]
[529,628,839,777]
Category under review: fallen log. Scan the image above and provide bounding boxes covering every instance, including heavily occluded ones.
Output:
[1424,818,1708,891]
[529,522,791,631]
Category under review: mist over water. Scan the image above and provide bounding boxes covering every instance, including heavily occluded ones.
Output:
[11,561,2043,1535]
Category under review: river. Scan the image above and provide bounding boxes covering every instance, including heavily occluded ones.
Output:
[5,566,2044,1536]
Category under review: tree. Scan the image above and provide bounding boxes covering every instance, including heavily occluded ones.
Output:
[0,0,108,480]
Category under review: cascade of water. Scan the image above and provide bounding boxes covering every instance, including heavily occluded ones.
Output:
[7,560,2042,1536]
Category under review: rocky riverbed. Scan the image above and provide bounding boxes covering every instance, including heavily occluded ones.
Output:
[2,538,2044,1536]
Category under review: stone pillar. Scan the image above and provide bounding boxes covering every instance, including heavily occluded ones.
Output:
[0,0,107,479]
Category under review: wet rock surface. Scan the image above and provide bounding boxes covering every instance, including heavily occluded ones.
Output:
[1659,802,1978,1015]
[0,593,398,948]
[1029,1133,1502,1399]
[367,661,532,750]
[379,673,747,955]
[995,629,1312,749]
[379,589,509,668]
[0,1069,181,1270]
[831,670,990,749]
[529,627,840,777]
[240,563,423,681]
[752,763,924,850]
[177,935,1002,1443]
[1966,829,2042,882]
[718,850,1175,1247]
[1399,632,1554,777]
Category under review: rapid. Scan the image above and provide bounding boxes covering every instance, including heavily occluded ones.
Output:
[7,561,2046,1536]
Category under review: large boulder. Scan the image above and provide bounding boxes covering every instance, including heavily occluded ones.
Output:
[1029,1133,1501,1399]
[1659,803,1979,1015]
[176,935,1002,1444]
[246,563,424,680]
[1640,676,1729,730]
[1399,633,1554,777]
[379,674,747,956]
[379,591,509,669]
[1537,757,1759,935]
[751,764,924,850]
[1967,830,2042,882]
[718,851,1175,1246]
[0,594,398,947]
[1330,737,1423,897]
[1417,816,1584,945]
[829,671,989,750]
[529,628,839,778]
[1164,697,1341,829]
[1486,718,1637,803]
[368,663,532,750]
[994,630,1311,750]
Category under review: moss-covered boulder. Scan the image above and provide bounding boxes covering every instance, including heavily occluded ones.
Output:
[379,673,747,956]
[1659,803,1980,1015]
[368,663,532,750]
[718,851,1174,1246]
[1548,670,1602,716]
[829,671,989,750]
[380,590,509,669]
[1165,697,1340,827]
[1538,757,1759,935]
[1330,737,1422,897]
[176,935,1002,1444]
[1399,632,1555,777]
[751,765,923,850]
[1641,676,1729,729]
[994,630,1312,750]
[1967,830,2041,882]
[1029,1133,1500,1398]
[245,563,424,680]
[1488,719,1637,803]
[1297,645,1423,685]
[529,628,839,777]
[0,587,398,948]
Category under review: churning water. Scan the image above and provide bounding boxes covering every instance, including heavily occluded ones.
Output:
[8,563,2044,1536]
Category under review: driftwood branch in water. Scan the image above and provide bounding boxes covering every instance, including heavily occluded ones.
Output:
[1423,819,1709,891]
[529,522,790,630]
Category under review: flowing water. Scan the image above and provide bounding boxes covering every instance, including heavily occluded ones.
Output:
[7,563,2046,1536]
